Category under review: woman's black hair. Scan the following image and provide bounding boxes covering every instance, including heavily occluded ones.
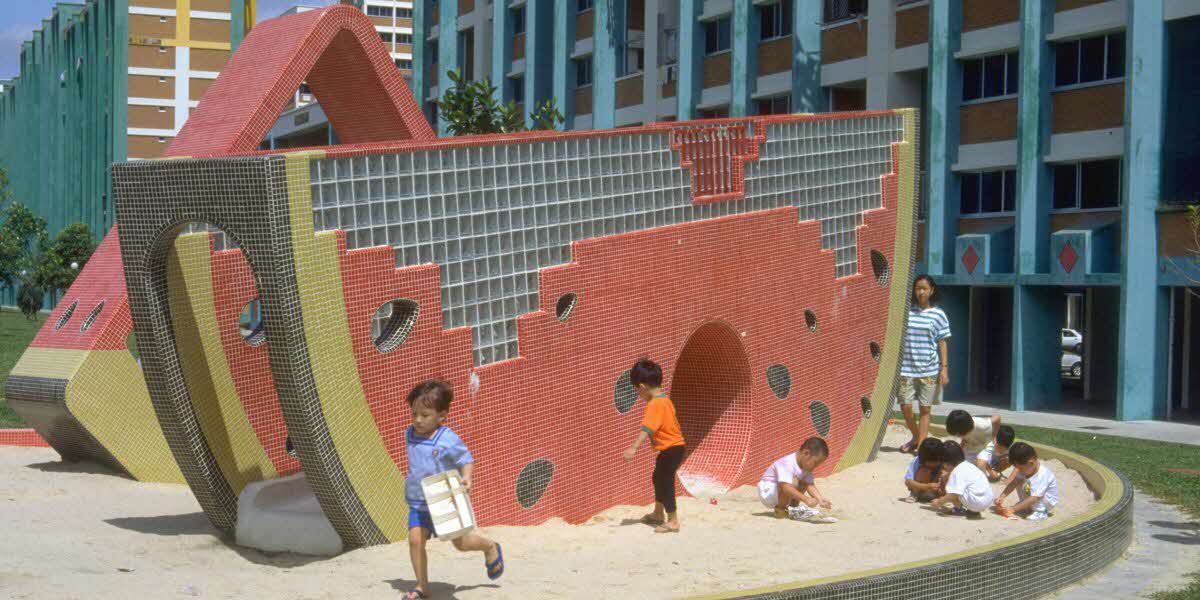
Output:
[912,274,941,306]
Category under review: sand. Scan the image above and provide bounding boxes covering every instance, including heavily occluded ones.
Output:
[0,425,1098,600]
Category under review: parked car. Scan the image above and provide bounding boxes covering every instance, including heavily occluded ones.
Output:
[1061,352,1082,379]
[1061,328,1083,354]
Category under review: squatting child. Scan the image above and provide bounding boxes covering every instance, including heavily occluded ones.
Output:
[903,437,946,502]
[994,442,1060,520]
[622,358,687,533]
[757,437,837,523]
[931,440,995,519]
[945,409,1002,471]
[403,380,503,600]
[976,424,1015,482]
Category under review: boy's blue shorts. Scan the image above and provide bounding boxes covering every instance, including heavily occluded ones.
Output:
[408,508,437,536]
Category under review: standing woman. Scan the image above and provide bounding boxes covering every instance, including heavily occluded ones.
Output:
[898,275,951,454]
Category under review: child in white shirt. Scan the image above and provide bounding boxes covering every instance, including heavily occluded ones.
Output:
[994,442,1059,521]
[931,440,995,520]
[757,437,836,523]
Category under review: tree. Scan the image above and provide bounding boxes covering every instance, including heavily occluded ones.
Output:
[436,69,565,136]
[0,201,49,295]
[38,223,96,301]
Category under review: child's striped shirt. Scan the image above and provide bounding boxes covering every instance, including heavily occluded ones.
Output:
[901,306,951,378]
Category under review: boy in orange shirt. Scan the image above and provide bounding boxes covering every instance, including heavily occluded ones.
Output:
[622,358,686,533]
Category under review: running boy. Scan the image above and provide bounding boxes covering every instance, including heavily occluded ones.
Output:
[931,440,994,519]
[994,442,1059,520]
[622,359,686,533]
[903,437,945,502]
[758,437,836,523]
[403,380,503,599]
[976,424,1015,482]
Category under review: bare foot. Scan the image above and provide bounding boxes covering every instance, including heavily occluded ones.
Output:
[640,513,664,525]
[653,523,680,533]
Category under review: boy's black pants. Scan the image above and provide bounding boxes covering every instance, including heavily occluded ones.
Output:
[653,445,686,513]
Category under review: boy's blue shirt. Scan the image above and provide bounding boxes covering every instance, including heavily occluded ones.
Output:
[405,425,473,510]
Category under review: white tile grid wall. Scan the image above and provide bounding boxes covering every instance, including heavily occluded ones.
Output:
[309,115,903,365]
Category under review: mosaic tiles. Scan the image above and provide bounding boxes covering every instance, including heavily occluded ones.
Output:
[22,6,920,551]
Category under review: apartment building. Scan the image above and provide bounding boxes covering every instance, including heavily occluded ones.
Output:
[0,0,253,240]
[262,0,415,149]
[407,0,1199,422]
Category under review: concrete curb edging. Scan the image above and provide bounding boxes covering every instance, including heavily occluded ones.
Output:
[689,425,1134,600]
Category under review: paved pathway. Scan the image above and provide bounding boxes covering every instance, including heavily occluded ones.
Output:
[932,401,1200,447]
[1051,491,1200,599]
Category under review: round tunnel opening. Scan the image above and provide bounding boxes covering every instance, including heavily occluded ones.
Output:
[669,321,753,496]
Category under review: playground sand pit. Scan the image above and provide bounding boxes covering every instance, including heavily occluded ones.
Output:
[0,425,1097,600]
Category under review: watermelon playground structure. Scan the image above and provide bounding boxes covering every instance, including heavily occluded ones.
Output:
[2,6,1132,599]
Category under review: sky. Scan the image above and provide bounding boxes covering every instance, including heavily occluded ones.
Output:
[0,0,343,79]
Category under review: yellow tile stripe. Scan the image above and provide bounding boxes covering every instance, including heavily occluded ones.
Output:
[837,108,919,470]
[9,347,183,483]
[284,151,409,541]
[686,423,1127,599]
[167,232,277,494]
[9,346,88,380]
[69,351,185,483]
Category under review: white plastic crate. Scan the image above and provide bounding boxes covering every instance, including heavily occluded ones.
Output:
[420,470,476,540]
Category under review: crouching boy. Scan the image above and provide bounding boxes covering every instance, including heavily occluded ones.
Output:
[931,440,994,519]
[994,442,1059,520]
[904,438,946,502]
[757,437,836,523]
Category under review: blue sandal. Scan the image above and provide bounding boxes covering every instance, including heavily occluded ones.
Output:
[486,543,504,580]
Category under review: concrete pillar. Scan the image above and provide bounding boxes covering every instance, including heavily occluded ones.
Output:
[412,0,431,112]
[436,0,459,135]
[642,0,660,124]
[491,0,510,103]
[925,0,962,275]
[676,0,703,121]
[941,285,971,400]
[592,0,623,128]
[865,0,895,109]
[230,0,247,51]
[1011,286,1062,410]
[730,0,757,116]
[525,0,555,126]
[1010,0,1059,412]
[791,0,826,112]
[552,0,574,128]
[1117,1,1167,420]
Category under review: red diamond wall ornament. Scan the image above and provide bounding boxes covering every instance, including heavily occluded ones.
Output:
[962,245,980,274]
[1059,241,1079,273]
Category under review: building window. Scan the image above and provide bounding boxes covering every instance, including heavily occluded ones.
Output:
[756,95,791,115]
[823,0,867,23]
[511,76,524,103]
[511,7,526,35]
[366,5,394,18]
[704,18,731,55]
[960,169,1016,215]
[760,1,793,41]
[620,48,644,76]
[575,55,592,87]
[395,59,412,70]
[397,33,412,45]
[398,8,412,18]
[962,51,1019,101]
[379,31,394,44]
[1054,32,1125,88]
[698,106,729,119]
[578,0,593,12]
[1053,159,1122,210]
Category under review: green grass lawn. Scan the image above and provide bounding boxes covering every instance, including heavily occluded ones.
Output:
[931,415,1200,599]
[0,308,42,428]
